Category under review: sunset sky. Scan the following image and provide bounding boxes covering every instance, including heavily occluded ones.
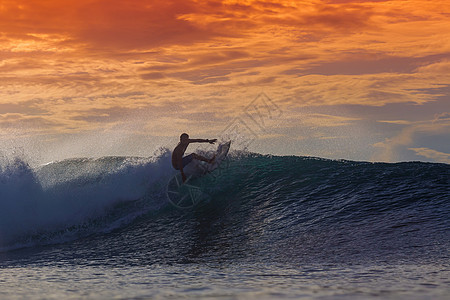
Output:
[0,0,449,164]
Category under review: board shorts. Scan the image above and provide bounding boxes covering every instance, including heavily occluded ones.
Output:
[174,154,194,170]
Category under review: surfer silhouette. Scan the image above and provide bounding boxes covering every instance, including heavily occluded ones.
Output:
[172,133,217,182]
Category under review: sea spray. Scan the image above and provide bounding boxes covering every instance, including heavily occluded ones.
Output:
[0,150,175,251]
[0,157,42,247]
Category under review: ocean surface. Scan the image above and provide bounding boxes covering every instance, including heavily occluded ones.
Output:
[0,150,449,299]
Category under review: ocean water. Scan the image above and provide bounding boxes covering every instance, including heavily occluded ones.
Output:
[0,151,449,299]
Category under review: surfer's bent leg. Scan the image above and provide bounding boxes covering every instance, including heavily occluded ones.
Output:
[181,154,194,168]
[192,153,214,163]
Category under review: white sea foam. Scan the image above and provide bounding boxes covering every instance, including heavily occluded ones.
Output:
[0,150,175,251]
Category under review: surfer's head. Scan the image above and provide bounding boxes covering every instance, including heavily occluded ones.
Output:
[180,133,189,142]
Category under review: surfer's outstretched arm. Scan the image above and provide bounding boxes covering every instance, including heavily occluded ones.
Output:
[188,138,217,144]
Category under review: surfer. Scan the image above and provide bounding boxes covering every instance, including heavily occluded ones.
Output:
[172,133,217,182]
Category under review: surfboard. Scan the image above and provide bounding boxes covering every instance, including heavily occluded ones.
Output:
[166,141,231,209]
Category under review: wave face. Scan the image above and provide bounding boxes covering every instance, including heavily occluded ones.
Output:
[1,152,449,264]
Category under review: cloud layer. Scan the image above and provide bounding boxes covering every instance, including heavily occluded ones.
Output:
[0,0,449,162]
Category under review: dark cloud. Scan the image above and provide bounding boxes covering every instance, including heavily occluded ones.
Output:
[0,113,58,129]
[140,72,166,80]
[0,101,48,115]
[434,112,450,121]
[283,53,450,76]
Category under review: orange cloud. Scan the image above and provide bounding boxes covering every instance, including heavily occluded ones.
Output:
[0,0,243,51]
[0,0,430,53]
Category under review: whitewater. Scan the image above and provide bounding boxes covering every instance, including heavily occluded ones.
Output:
[0,150,449,299]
